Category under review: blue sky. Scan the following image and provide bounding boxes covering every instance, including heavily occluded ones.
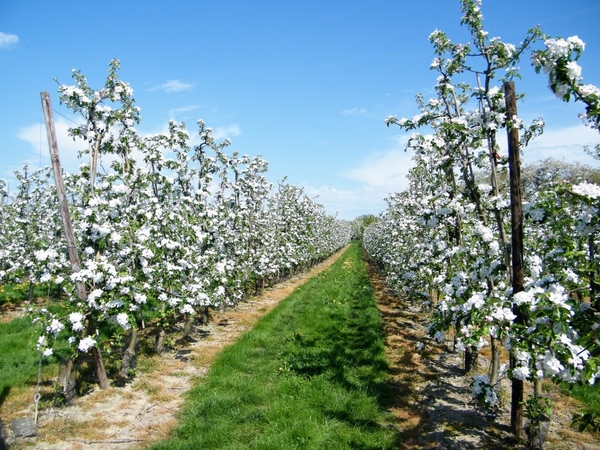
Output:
[1,0,599,220]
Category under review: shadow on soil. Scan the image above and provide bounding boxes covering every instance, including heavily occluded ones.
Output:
[362,249,519,450]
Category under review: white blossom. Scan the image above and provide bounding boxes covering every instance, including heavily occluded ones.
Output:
[78,336,97,353]
[512,366,530,381]
[573,182,600,199]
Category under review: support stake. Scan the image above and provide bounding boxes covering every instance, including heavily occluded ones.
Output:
[504,80,526,439]
[41,92,108,389]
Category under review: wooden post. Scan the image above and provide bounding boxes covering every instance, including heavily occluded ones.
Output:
[41,92,108,390]
[40,92,87,301]
[504,81,525,439]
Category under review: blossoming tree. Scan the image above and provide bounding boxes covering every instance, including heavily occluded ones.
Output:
[0,60,351,395]
[366,0,600,439]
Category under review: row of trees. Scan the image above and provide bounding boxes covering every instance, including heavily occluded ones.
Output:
[0,60,351,391]
[364,0,600,443]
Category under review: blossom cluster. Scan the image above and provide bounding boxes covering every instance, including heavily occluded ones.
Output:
[532,35,600,130]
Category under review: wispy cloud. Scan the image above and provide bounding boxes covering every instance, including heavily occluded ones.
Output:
[168,105,200,119]
[17,119,85,174]
[345,145,412,191]
[297,135,413,219]
[0,31,18,49]
[512,124,600,166]
[302,183,389,220]
[212,125,241,141]
[185,124,242,148]
[170,105,199,114]
[342,107,366,116]
[326,123,600,219]
[151,79,193,93]
[16,119,156,177]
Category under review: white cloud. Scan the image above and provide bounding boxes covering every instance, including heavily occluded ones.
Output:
[322,124,599,219]
[151,80,193,93]
[523,124,600,166]
[344,148,412,192]
[16,119,150,179]
[298,135,414,220]
[168,105,200,121]
[169,105,199,115]
[342,107,366,116]
[302,183,387,220]
[212,124,241,141]
[0,32,18,49]
[17,119,86,175]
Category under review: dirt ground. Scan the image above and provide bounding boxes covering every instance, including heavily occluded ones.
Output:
[2,245,600,449]
[364,250,600,450]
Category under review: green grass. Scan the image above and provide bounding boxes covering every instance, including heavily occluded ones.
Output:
[562,382,600,433]
[0,316,44,401]
[564,382,600,415]
[151,242,398,449]
[0,301,70,404]
[0,281,61,306]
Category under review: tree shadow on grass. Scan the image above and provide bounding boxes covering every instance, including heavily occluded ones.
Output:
[281,260,401,447]
[0,386,9,407]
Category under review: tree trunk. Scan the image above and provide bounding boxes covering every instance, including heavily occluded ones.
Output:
[488,336,501,385]
[118,328,139,381]
[84,320,109,389]
[58,357,76,406]
[534,379,543,397]
[199,306,210,326]
[155,328,166,354]
[91,346,109,389]
[183,314,194,339]
[465,346,478,374]
[589,235,600,310]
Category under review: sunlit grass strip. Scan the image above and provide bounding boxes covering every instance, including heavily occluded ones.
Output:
[0,303,69,405]
[0,282,59,305]
[152,242,397,449]
[0,316,42,397]
[563,382,600,415]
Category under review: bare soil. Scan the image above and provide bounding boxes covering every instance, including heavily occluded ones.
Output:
[2,246,600,450]
[364,250,600,450]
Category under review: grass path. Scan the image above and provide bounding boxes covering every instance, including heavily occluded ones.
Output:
[150,242,398,449]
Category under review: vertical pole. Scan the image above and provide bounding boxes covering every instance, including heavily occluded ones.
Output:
[504,81,525,439]
[40,92,108,389]
[40,92,87,301]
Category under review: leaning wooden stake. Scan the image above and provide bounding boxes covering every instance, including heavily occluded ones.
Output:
[504,81,525,439]
[41,91,109,390]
